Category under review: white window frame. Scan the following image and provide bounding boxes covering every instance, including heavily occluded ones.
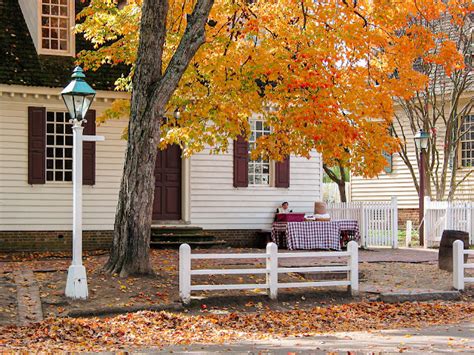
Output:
[248,117,273,186]
[460,114,474,169]
[37,0,75,57]
[46,111,73,183]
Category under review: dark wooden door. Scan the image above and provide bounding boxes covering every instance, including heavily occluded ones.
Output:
[152,145,182,220]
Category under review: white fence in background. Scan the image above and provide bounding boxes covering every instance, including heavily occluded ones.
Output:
[179,241,359,304]
[326,197,398,248]
[323,182,351,203]
[453,240,474,290]
[424,198,474,247]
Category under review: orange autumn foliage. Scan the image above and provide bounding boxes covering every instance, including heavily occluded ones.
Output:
[76,0,471,178]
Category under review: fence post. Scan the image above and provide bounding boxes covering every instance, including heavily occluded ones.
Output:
[391,196,398,249]
[423,196,431,248]
[361,204,367,248]
[347,241,359,296]
[266,242,278,300]
[453,240,464,291]
[179,243,191,304]
[406,221,412,247]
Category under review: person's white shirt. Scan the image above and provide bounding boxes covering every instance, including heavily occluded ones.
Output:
[277,207,290,213]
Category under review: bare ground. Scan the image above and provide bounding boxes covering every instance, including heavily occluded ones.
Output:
[0,247,473,323]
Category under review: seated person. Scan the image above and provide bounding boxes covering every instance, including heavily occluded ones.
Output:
[276,201,292,214]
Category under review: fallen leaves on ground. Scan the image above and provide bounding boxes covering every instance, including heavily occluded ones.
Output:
[0,301,472,351]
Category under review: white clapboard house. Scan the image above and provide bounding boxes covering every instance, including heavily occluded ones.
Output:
[0,0,323,251]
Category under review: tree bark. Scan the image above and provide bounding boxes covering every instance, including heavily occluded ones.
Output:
[323,163,348,203]
[105,0,214,276]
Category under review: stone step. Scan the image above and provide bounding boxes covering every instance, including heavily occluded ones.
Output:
[150,240,227,249]
[151,226,203,236]
[150,234,216,243]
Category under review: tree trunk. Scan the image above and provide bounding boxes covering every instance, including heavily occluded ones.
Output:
[105,0,214,276]
[337,181,347,202]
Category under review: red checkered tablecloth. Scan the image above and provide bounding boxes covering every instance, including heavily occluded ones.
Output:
[271,220,360,250]
[336,219,360,246]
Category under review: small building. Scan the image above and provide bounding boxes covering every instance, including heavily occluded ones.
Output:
[0,0,323,251]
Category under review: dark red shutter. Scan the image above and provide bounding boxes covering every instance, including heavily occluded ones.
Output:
[82,110,96,185]
[233,135,249,187]
[28,107,46,184]
[275,157,290,188]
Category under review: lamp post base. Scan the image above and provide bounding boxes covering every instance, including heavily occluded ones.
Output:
[65,265,88,299]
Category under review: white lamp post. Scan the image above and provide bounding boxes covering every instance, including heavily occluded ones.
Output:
[61,67,104,299]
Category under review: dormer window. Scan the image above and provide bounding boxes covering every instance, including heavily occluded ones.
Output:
[39,0,75,56]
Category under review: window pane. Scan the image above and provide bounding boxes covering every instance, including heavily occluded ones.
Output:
[55,148,63,158]
[47,147,54,157]
[47,171,53,181]
[56,123,63,134]
[56,135,64,145]
[65,135,73,145]
[55,160,63,169]
[42,5,50,15]
[248,118,270,185]
[55,171,63,181]
[65,160,72,170]
[65,148,72,158]
[47,159,53,169]
[64,171,72,181]
[51,5,59,15]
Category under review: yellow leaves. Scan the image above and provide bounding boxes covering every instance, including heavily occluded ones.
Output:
[76,0,469,179]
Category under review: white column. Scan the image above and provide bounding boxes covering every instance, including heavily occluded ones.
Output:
[179,243,191,304]
[266,242,278,300]
[453,240,464,291]
[348,241,359,296]
[65,120,88,299]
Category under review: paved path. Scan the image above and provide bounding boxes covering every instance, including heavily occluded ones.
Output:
[159,322,474,354]
[13,270,43,325]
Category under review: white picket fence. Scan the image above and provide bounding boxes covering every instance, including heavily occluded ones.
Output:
[453,240,474,290]
[326,197,398,248]
[424,198,474,247]
[179,241,359,304]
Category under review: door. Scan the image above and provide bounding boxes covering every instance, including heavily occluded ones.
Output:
[152,145,182,220]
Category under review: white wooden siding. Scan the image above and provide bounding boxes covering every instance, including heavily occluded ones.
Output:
[350,99,474,208]
[0,91,127,231]
[0,85,323,232]
[189,148,321,229]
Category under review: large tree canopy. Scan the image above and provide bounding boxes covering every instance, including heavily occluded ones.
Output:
[76,0,471,275]
[77,0,469,178]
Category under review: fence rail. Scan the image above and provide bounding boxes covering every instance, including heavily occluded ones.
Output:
[326,197,398,248]
[453,240,474,290]
[179,242,359,304]
[424,198,474,247]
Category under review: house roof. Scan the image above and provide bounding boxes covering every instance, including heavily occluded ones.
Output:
[0,0,128,91]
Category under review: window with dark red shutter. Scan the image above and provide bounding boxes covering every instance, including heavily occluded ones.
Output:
[233,135,249,187]
[82,110,96,185]
[275,157,290,188]
[28,107,46,184]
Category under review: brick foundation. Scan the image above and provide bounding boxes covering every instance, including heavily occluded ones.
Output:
[398,208,420,227]
[0,229,263,252]
[204,229,261,248]
[0,231,113,252]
